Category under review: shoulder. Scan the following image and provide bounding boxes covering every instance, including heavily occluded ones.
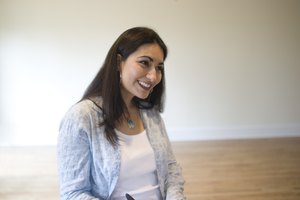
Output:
[141,107,165,131]
[66,96,103,116]
[142,107,162,121]
[60,97,104,130]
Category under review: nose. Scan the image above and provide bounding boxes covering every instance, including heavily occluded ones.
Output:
[146,67,157,82]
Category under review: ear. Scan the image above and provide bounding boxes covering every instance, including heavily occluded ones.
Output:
[117,54,124,72]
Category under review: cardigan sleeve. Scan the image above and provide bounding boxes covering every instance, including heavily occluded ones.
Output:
[160,116,186,200]
[57,103,101,200]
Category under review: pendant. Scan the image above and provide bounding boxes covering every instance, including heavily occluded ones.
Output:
[127,119,135,129]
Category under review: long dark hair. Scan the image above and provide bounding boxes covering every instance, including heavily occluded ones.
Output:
[81,27,168,146]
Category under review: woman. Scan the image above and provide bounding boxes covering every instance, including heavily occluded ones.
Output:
[58,27,186,200]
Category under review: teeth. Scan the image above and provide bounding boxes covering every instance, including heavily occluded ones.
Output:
[138,81,151,88]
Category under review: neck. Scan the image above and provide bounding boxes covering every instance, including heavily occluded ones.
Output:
[123,99,139,130]
[120,88,135,111]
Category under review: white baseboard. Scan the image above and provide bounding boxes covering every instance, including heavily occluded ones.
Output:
[1,124,300,146]
[167,124,300,141]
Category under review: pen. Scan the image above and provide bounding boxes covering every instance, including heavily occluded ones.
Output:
[125,193,135,200]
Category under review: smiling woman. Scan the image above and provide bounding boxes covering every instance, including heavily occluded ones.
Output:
[117,43,165,135]
[57,27,186,200]
[118,43,164,105]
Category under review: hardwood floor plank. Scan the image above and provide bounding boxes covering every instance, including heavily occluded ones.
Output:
[173,137,300,200]
[0,137,299,199]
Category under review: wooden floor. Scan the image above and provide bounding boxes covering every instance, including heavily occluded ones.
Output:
[0,137,300,200]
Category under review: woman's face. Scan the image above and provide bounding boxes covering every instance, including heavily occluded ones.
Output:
[119,43,164,103]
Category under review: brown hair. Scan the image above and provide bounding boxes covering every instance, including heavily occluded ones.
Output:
[82,27,168,146]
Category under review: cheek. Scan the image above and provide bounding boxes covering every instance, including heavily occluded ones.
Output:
[127,68,143,82]
[156,73,162,84]
[122,64,139,81]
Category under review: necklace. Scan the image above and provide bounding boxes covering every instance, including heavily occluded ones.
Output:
[126,106,139,129]
[127,118,135,129]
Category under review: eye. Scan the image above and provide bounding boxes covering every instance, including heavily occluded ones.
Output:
[138,60,150,67]
[156,64,164,71]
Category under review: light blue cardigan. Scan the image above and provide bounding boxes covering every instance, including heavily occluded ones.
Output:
[57,97,186,200]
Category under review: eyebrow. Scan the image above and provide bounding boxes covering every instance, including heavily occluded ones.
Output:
[138,56,164,65]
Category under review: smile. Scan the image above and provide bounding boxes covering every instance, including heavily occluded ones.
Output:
[138,80,152,90]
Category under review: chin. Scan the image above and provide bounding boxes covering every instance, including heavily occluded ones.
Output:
[136,93,150,100]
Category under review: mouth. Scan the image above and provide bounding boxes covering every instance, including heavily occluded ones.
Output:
[138,80,152,90]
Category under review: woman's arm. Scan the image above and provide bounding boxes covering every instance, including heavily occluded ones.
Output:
[165,140,186,200]
[160,117,186,200]
[57,105,100,200]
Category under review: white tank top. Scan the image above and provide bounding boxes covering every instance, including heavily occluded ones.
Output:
[111,129,162,200]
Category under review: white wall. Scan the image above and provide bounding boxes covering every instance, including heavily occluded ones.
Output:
[0,0,299,145]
